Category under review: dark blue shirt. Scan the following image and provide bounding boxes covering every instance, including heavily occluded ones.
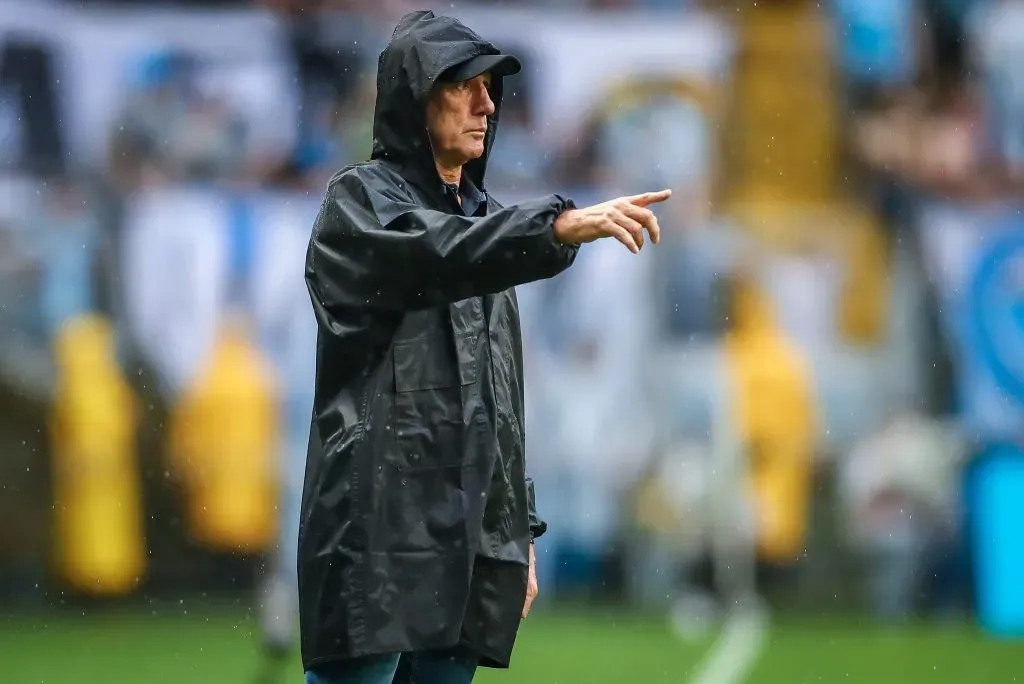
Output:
[444,176,487,217]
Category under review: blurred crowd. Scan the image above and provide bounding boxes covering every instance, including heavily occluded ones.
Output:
[2,0,1024,636]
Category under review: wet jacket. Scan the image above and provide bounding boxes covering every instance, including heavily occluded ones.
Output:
[298,10,578,671]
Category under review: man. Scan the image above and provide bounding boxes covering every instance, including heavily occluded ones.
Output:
[300,10,670,684]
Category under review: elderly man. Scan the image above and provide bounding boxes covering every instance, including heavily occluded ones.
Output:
[300,10,670,684]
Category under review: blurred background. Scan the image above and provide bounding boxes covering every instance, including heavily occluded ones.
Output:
[2,0,1024,682]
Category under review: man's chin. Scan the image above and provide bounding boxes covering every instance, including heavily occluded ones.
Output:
[446,145,485,168]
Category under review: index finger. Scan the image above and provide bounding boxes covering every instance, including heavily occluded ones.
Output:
[627,189,672,207]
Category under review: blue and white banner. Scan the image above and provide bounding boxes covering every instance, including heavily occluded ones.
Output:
[121,187,319,396]
[918,201,1024,442]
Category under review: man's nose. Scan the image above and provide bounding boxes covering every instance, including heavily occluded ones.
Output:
[474,85,496,116]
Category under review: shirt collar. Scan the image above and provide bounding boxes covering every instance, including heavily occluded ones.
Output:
[445,174,486,216]
[460,174,486,203]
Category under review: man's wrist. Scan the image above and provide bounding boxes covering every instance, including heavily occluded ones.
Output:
[553,208,580,246]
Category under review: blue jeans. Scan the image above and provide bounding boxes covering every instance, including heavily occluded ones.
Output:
[305,648,478,684]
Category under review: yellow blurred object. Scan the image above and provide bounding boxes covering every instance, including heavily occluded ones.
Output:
[722,1,839,206]
[50,315,144,595]
[169,319,279,553]
[725,278,817,564]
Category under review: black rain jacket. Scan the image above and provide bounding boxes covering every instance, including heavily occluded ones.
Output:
[298,10,578,671]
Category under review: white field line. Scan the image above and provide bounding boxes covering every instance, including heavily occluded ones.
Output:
[687,606,769,684]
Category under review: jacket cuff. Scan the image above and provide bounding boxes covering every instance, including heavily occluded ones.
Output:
[526,477,547,541]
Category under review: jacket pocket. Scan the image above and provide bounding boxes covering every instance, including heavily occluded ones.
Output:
[393,332,478,391]
[391,332,478,471]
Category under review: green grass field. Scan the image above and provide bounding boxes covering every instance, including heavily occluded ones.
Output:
[1,607,1021,684]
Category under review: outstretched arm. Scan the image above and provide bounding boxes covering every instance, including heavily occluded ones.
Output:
[307,172,578,313]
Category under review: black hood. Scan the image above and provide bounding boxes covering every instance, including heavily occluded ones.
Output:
[371,10,507,190]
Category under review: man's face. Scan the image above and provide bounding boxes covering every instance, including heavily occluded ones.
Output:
[426,72,495,168]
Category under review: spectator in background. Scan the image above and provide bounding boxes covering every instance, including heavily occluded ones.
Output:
[108,50,183,188]
[255,241,319,683]
[531,238,656,599]
[629,435,718,633]
[839,403,966,621]
[719,271,816,599]
[848,0,1009,204]
[832,0,920,236]
[266,5,381,189]
[109,50,247,188]
[170,86,248,183]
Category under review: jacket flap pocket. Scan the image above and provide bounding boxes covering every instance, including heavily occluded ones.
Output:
[394,332,478,391]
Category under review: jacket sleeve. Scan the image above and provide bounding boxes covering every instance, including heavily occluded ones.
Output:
[526,477,547,541]
[307,171,578,312]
